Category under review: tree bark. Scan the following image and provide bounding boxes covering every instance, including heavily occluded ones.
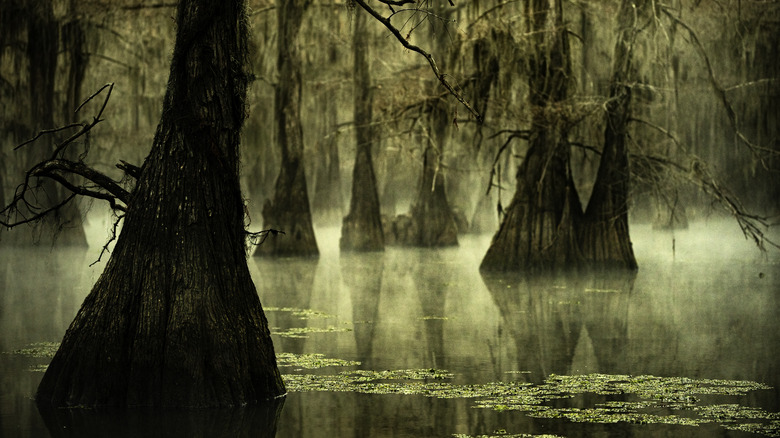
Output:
[255,0,319,257]
[481,0,582,271]
[340,8,384,252]
[578,0,645,269]
[36,0,285,407]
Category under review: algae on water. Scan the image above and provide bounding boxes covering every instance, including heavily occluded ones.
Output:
[5,342,59,358]
[280,370,778,437]
[276,353,361,369]
[6,333,778,436]
[271,325,352,338]
[452,433,565,438]
[264,307,337,320]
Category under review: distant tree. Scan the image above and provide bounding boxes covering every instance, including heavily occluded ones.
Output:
[340,6,384,251]
[404,11,460,248]
[0,0,87,246]
[255,0,319,257]
[28,0,285,407]
[405,97,459,247]
[480,0,778,271]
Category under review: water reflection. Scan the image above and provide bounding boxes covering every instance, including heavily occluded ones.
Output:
[481,269,635,382]
[253,256,318,355]
[340,251,383,369]
[37,399,284,438]
[1,224,777,437]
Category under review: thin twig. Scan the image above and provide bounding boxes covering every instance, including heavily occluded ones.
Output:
[353,0,483,123]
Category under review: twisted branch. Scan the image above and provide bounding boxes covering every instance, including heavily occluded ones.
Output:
[1,83,136,229]
[353,0,483,123]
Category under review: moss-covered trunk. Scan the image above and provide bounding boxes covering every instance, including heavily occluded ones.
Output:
[36,0,285,407]
[480,0,581,271]
[256,0,318,257]
[340,7,384,251]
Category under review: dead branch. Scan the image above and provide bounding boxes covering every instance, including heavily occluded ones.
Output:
[116,160,142,179]
[246,228,286,247]
[377,0,415,7]
[353,0,483,123]
[1,83,133,229]
[484,129,530,197]
[90,212,125,267]
[660,6,778,169]
[628,117,779,252]
[33,159,131,206]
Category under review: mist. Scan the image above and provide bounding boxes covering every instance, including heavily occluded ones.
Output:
[2,0,779,436]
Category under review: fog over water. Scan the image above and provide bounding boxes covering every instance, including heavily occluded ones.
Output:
[1,218,777,437]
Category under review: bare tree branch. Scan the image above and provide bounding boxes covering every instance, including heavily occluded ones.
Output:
[629,117,779,251]
[90,213,125,267]
[116,160,142,179]
[33,159,131,205]
[246,228,286,247]
[660,6,778,169]
[1,83,133,229]
[353,0,483,123]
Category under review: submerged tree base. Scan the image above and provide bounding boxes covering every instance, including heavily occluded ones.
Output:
[34,0,286,407]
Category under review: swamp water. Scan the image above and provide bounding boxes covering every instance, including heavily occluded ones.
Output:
[0,220,777,437]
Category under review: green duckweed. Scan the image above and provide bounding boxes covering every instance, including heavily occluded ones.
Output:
[264,307,337,319]
[452,433,565,438]
[271,325,352,338]
[281,371,778,436]
[276,353,361,369]
[5,342,59,358]
[6,336,777,436]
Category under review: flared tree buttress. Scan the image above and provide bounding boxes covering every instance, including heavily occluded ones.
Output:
[36,0,285,407]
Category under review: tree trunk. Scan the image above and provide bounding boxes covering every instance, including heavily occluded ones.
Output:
[406,100,459,247]
[578,0,643,269]
[255,0,319,257]
[36,0,285,407]
[311,110,343,227]
[340,8,384,252]
[480,0,582,271]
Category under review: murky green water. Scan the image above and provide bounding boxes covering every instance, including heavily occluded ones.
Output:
[1,220,778,437]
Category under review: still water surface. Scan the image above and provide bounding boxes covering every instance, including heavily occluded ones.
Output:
[1,220,777,437]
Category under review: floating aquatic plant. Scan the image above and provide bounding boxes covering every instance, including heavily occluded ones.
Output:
[5,342,59,358]
[276,353,361,369]
[264,307,337,319]
[281,370,778,436]
[452,433,565,438]
[271,325,352,338]
[6,335,778,436]
[583,288,622,293]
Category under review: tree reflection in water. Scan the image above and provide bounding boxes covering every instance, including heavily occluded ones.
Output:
[1,224,778,437]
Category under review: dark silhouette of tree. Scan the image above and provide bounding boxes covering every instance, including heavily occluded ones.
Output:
[479,0,777,271]
[406,98,459,247]
[34,0,285,407]
[481,0,582,271]
[255,0,319,257]
[341,7,384,252]
[577,0,646,269]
